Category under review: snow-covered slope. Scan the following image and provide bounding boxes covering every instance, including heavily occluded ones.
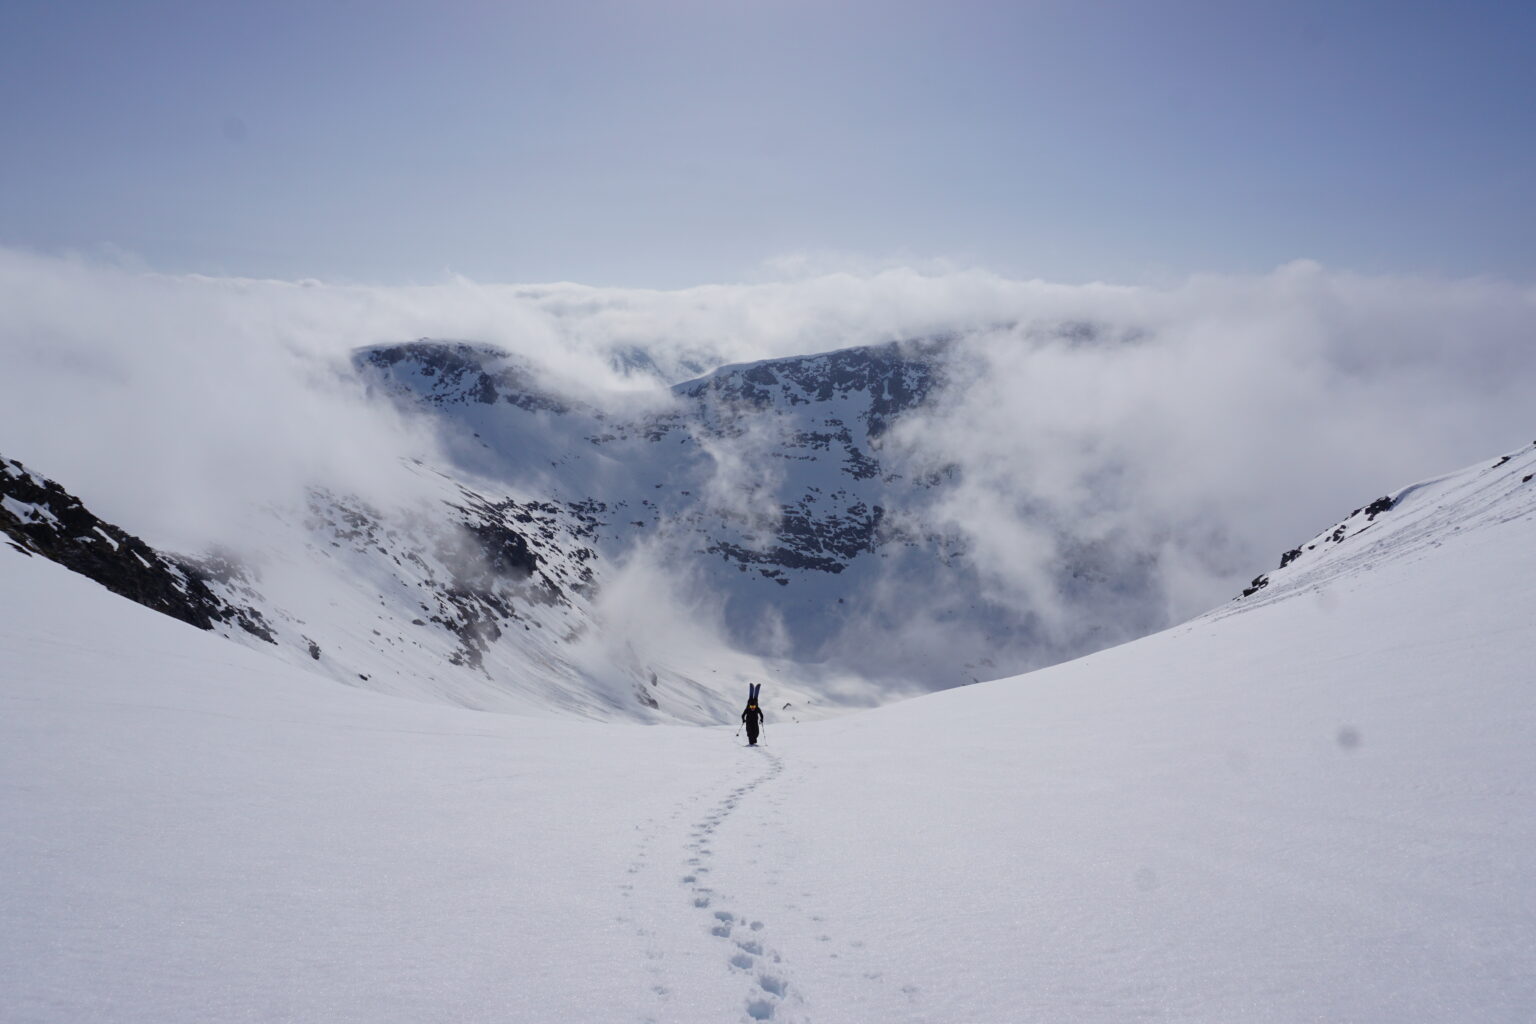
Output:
[4,444,1533,1022]
[1226,441,1536,612]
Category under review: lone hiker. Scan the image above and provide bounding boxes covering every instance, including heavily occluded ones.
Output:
[741,684,765,746]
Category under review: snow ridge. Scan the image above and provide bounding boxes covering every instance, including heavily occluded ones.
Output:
[1226,439,1536,613]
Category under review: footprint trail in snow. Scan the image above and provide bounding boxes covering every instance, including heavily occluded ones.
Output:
[680,746,806,1023]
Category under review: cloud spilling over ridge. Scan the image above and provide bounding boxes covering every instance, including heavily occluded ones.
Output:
[885,261,1536,633]
[1,246,1532,659]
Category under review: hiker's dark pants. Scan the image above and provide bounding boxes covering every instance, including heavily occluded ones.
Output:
[746,724,759,745]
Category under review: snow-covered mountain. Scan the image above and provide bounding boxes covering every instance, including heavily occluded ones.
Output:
[4,440,1532,1022]
[354,337,1166,689]
[4,332,1183,722]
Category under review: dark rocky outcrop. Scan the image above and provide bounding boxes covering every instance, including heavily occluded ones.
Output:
[1362,496,1394,520]
[1,456,275,641]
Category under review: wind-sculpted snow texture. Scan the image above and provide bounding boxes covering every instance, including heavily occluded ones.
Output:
[355,337,1164,691]
[4,443,1534,1022]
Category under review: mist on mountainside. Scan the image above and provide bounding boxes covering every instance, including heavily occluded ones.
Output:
[2,247,1533,710]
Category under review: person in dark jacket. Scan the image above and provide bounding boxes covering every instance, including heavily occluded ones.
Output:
[741,683,765,745]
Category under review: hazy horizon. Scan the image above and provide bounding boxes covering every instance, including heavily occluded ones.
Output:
[4,1,1533,288]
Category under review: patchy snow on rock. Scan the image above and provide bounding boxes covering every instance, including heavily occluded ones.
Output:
[1,493,59,528]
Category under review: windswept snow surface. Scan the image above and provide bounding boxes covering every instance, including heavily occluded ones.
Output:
[3,446,1535,1022]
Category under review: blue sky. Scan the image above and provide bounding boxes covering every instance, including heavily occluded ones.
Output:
[2,0,1533,287]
